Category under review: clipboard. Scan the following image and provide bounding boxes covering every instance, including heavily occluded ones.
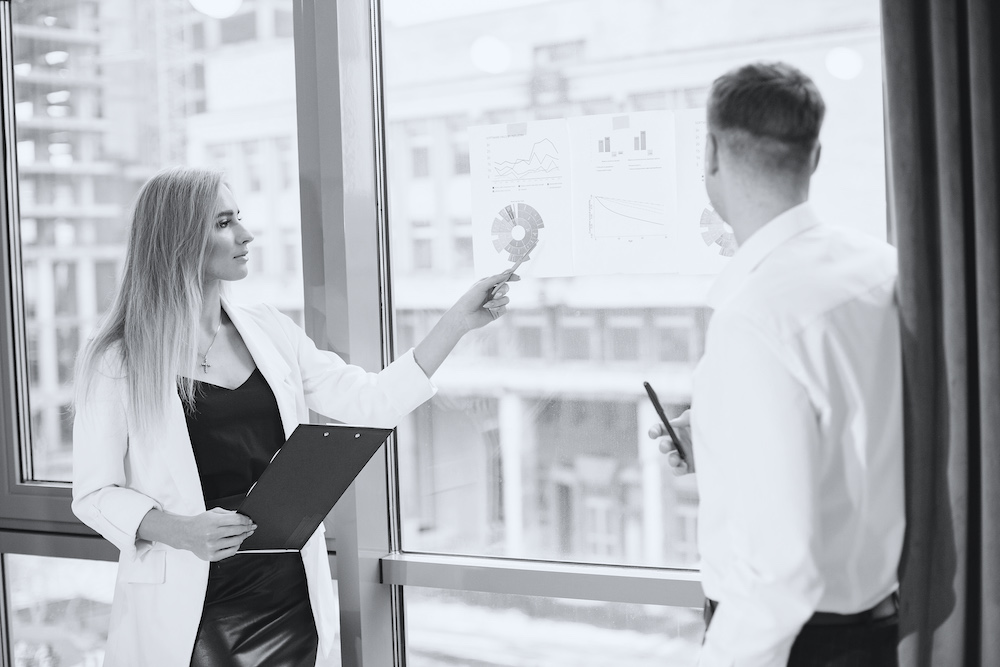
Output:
[236,423,393,553]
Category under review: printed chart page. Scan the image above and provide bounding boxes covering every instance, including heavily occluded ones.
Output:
[469,120,573,278]
[568,111,678,275]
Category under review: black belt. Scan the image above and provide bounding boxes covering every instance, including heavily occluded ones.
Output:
[704,591,898,628]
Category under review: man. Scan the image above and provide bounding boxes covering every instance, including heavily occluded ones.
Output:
[650,62,904,666]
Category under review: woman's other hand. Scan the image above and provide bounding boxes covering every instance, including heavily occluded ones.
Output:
[138,507,256,562]
[182,508,256,561]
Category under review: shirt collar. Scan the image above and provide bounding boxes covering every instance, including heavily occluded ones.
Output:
[706,201,822,310]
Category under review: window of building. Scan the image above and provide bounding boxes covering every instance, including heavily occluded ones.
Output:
[411,145,430,178]
[191,21,206,50]
[453,145,470,174]
[557,312,596,361]
[413,238,433,270]
[606,314,643,361]
[241,140,263,192]
[22,260,37,318]
[220,11,257,44]
[655,314,695,363]
[52,262,77,317]
[275,9,294,38]
[55,327,77,385]
[26,329,40,386]
[453,235,473,269]
[533,40,586,68]
[94,261,118,315]
[275,136,295,190]
[516,325,543,358]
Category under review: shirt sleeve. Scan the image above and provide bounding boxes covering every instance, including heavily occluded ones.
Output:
[72,354,162,560]
[694,312,824,667]
[269,305,437,427]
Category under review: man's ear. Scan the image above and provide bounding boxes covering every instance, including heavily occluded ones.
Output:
[810,142,822,174]
[706,132,720,175]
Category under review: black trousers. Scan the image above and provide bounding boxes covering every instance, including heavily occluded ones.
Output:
[786,617,899,667]
[703,599,899,667]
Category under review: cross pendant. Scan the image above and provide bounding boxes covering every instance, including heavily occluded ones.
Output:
[200,358,210,373]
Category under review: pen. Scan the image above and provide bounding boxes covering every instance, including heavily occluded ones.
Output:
[643,381,688,464]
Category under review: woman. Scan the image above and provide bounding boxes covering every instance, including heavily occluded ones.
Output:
[72,166,515,666]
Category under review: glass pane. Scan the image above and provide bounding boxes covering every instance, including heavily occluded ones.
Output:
[12,0,302,482]
[5,554,116,665]
[405,587,702,666]
[383,1,885,565]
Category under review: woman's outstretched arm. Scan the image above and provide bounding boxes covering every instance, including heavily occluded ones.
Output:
[413,269,517,377]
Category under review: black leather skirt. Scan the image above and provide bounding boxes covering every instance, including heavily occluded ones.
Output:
[190,552,318,667]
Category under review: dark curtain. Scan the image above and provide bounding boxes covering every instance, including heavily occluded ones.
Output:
[882,0,1000,664]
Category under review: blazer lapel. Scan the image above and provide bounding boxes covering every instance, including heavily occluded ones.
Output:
[222,297,298,439]
[157,390,208,513]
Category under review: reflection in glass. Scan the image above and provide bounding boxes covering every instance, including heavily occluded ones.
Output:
[12,0,302,482]
[384,0,886,566]
[404,587,702,666]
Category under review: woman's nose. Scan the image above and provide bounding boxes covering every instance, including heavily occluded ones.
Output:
[239,226,254,244]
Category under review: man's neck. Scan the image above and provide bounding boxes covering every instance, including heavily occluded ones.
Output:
[725,188,809,246]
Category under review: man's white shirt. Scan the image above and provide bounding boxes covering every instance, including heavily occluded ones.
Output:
[691,202,904,667]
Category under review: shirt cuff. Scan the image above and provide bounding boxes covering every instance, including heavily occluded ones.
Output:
[99,494,162,559]
[378,348,437,416]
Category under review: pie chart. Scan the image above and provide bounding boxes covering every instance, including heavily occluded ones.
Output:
[699,207,737,257]
[492,202,544,262]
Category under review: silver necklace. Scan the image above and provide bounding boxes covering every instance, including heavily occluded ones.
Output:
[200,319,223,373]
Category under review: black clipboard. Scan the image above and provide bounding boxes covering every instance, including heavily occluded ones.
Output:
[236,423,392,552]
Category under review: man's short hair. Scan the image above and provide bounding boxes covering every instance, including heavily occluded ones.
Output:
[707,62,825,174]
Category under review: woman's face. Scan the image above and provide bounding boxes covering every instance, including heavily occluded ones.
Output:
[204,184,254,282]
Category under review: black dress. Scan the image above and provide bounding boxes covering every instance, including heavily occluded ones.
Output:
[184,368,318,667]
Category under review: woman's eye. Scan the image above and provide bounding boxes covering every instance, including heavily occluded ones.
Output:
[218,219,231,228]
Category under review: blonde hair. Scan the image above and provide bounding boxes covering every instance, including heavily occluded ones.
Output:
[75,166,225,432]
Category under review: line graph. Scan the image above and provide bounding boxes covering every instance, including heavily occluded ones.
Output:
[488,138,560,181]
[588,195,668,239]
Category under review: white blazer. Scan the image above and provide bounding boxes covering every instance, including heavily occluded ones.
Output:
[72,299,436,666]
